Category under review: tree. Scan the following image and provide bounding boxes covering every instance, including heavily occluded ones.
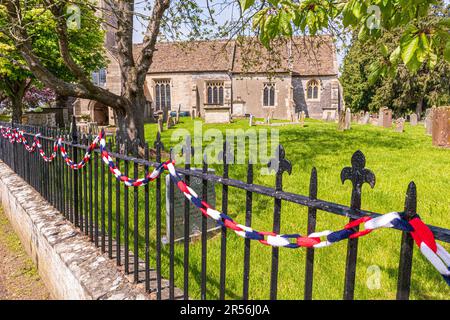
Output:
[2,0,448,152]
[0,0,167,151]
[340,3,450,116]
[0,1,106,123]
[241,0,450,74]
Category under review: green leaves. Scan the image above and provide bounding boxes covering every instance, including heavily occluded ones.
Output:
[400,32,420,66]
[445,41,450,62]
[240,0,255,11]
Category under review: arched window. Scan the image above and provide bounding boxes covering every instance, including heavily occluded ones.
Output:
[206,81,224,105]
[307,80,319,100]
[154,79,171,111]
[263,83,275,107]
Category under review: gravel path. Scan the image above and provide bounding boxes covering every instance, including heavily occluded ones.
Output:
[0,207,50,300]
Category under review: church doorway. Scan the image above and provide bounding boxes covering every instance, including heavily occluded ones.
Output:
[91,102,109,126]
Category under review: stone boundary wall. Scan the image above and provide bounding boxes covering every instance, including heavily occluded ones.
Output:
[0,161,148,300]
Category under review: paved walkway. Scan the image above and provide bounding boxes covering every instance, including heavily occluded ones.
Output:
[0,207,50,300]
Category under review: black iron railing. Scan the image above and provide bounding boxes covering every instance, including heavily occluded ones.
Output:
[0,120,449,300]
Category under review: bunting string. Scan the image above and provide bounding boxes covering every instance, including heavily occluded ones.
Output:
[0,125,449,287]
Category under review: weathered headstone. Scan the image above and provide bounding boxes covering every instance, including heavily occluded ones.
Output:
[394,118,405,133]
[378,107,392,128]
[370,115,379,126]
[158,117,163,133]
[360,112,370,124]
[191,108,197,119]
[345,108,351,130]
[176,105,181,123]
[410,113,418,126]
[167,115,173,129]
[165,170,219,241]
[431,106,450,148]
[337,110,346,131]
[300,111,305,127]
[249,114,254,127]
[424,108,433,135]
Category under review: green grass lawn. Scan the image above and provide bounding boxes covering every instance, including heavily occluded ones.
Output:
[142,117,450,300]
[56,117,449,300]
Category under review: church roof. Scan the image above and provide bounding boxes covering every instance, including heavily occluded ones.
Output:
[133,36,338,76]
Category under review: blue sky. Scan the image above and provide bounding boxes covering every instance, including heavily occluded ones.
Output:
[131,1,349,70]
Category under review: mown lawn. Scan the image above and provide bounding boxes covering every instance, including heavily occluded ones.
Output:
[46,117,449,300]
[139,117,449,300]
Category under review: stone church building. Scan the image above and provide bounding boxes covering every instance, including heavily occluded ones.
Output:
[74,15,342,125]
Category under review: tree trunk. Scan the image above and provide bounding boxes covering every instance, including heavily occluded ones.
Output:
[11,96,23,124]
[416,98,424,120]
[55,94,68,108]
[115,96,146,156]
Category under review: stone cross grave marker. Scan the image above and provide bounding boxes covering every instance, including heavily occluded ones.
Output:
[165,169,219,242]
[410,113,418,126]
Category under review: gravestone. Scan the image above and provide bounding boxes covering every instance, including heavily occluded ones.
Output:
[249,114,254,127]
[158,117,163,133]
[337,110,346,131]
[370,115,378,126]
[410,113,418,126]
[300,111,305,127]
[431,106,450,148]
[394,118,405,132]
[165,170,219,241]
[425,108,433,135]
[176,105,181,123]
[166,115,173,129]
[378,107,392,128]
[360,112,370,124]
[191,109,197,119]
[345,108,351,130]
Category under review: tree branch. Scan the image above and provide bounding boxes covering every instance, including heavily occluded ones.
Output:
[136,0,171,84]
[3,0,127,112]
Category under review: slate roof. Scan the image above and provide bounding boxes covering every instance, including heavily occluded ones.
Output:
[133,36,337,76]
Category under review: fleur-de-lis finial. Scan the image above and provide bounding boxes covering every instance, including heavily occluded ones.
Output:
[341,150,375,188]
[341,151,375,209]
[267,144,292,176]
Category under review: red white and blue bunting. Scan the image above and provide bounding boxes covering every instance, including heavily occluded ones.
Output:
[1,126,449,287]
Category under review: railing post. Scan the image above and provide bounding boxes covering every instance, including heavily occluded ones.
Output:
[201,153,208,300]
[268,145,292,300]
[169,147,175,299]
[154,132,164,300]
[72,116,79,227]
[396,182,417,300]
[242,159,253,300]
[219,140,231,300]
[304,167,318,300]
[182,136,194,300]
[341,150,375,300]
